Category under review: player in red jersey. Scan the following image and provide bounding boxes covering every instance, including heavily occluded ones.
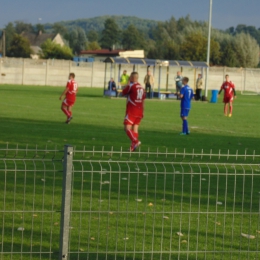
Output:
[218,74,236,117]
[122,72,146,152]
[59,73,78,124]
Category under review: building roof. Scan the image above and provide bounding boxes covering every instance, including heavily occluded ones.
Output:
[21,31,57,47]
[104,57,209,68]
[80,49,124,56]
[30,46,42,54]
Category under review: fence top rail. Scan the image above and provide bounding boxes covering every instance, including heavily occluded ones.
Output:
[72,149,259,157]
[0,145,259,162]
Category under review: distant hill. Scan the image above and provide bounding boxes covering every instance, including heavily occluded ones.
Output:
[44,15,160,33]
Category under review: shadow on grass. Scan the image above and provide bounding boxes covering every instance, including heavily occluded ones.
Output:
[1,117,260,156]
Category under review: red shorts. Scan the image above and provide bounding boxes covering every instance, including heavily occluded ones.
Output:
[124,114,142,125]
[63,98,75,107]
[223,96,233,103]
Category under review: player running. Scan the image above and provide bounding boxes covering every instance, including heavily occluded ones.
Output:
[218,74,236,117]
[59,73,78,124]
[122,72,146,152]
[179,77,194,135]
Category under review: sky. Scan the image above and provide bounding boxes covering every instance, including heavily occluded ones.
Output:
[0,0,259,30]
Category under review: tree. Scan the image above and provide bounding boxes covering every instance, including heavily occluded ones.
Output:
[220,39,239,67]
[68,27,87,54]
[180,32,221,64]
[4,23,16,56]
[52,23,68,36]
[41,39,73,60]
[121,25,146,50]
[8,34,31,58]
[86,41,101,50]
[100,18,120,49]
[14,21,34,34]
[87,30,99,42]
[35,24,45,33]
[233,33,259,68]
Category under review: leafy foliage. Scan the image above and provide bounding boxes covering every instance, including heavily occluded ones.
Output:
[86,41,101,51]
[35,24,45,33]
[121,25,146,50]
[100,18,121,49]
[233,33,259,68]
[14,21,34,34]
[41,39,73,59]
[8,34,31,58]
[3,23,16,56]
[68,27,87,54]
[227,24,260,45]
[87,30,99,42]
[1,15,260,66]
[44,15,158,35]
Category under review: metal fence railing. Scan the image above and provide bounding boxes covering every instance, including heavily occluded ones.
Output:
[1,145,260,260]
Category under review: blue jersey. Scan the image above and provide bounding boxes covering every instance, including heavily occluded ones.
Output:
[180,85,194,109]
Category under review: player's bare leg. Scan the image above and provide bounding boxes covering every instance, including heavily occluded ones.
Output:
[66,106,73,123]
[61,103,71,121]
[125,125,141,152]
[229,102,233,117]
[125,125,137,142]
[132,124,141,150]
[224,103,228,116]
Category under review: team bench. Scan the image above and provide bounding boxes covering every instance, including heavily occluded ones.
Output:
[153,91,178,99]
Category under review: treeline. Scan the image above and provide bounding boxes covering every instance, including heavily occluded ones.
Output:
[1,16,259,67]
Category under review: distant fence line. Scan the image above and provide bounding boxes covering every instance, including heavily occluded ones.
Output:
[0,57,260,93]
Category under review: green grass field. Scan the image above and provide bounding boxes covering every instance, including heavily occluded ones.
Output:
[1,85,260,260]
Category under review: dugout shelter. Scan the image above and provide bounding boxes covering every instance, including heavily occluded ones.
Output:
[103,57,209,98]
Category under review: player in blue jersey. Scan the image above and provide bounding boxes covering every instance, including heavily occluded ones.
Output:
[179,77,194,135]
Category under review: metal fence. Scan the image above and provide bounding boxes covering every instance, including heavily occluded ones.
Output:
[1,145,260,260]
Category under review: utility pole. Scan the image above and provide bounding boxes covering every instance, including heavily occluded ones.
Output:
[205,0,213,98]
[2,30,6,57]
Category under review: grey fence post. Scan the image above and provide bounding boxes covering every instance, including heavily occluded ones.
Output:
[59,145,73,260]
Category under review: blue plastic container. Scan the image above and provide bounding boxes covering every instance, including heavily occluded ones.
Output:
[210,90,219,103]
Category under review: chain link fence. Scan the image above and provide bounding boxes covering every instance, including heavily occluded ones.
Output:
[1,145,260,260]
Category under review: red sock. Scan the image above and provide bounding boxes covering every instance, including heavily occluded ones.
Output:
[230,106,233,114]
[68,111,72,117]
[134,132,138,141]
[126,129,137,143]
[62,108,70,118]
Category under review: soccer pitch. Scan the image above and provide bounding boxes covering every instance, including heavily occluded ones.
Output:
[1,85,260,153]
[1,85,260,260]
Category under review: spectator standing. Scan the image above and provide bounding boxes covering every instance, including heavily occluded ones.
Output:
[144,70,154,98]
[195,74,203,100]
[120,70,130,89]
[175,71,183,94]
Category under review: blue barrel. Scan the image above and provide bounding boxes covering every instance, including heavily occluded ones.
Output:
[210,90,219,103]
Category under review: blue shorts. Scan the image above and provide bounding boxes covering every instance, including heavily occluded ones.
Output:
[180,108,190,117]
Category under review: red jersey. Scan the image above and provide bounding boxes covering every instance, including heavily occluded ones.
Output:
[66,79,78,102]
[220,81,235,98]
[122,82,146,118]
